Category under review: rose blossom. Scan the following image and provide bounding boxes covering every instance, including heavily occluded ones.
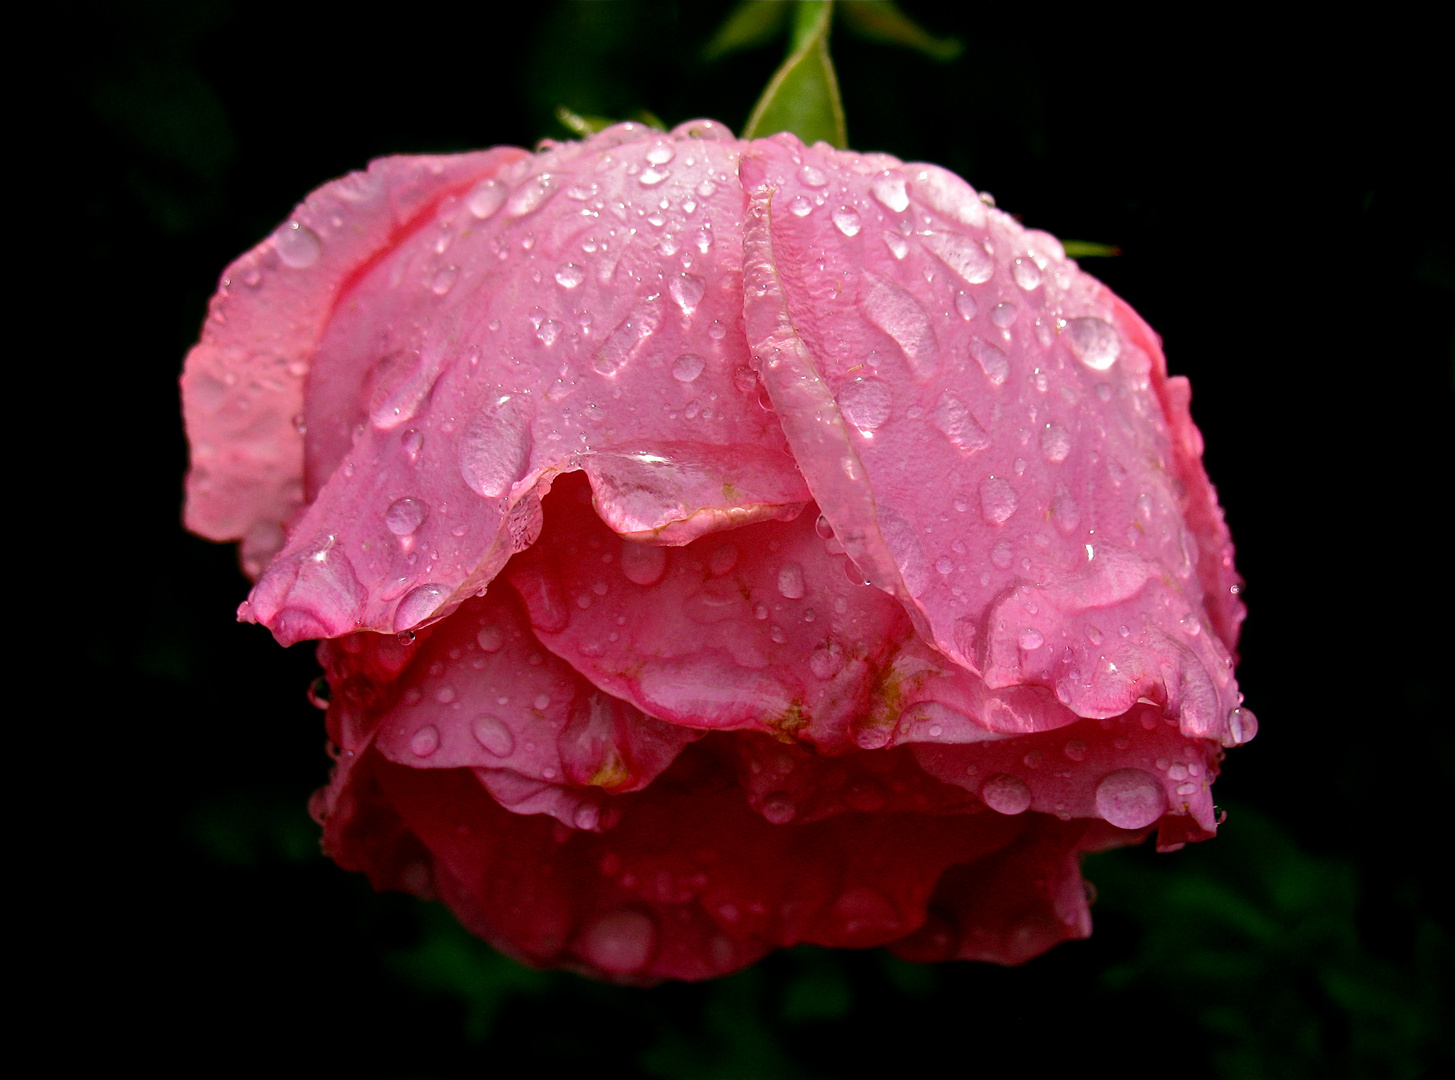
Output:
[181,119,1252,982]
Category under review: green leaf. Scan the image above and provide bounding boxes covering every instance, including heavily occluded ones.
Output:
[1061,240,1122,258]
[838,0,963,62]
[742,1,847,149]
[702,0,791,61]
[554,105,617,137]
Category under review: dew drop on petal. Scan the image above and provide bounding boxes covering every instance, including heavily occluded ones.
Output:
[668,273,706,315]
[576,910,656,974]
[410,724,440,757]
[1095,769,1167,829]
[980,477,1019,524]
[274,221,321,268]
[1225,706,1259,746]
[836,377,892,431]
[671,353,705,382]
[981,774,1032,815]
[1064,316,1121,370]
[476,625,504,652]
[871,172,910,212]
[620,541,668,586]
[776,563,806,600]
[472,715,514,756]
[395,583,451,630]
[832,206,862,237]
[385,497,427,536]
[467,178,507,219]
[761,792,797,824]
[555,264,585,289]
[1040,423,1072,463]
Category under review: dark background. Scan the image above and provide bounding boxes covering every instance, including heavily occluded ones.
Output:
[39,2,1450,1075]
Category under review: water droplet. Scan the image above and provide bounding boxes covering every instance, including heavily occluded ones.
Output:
[836,377,892,432]
[471,714,514,756]
[595,303,661,376]
[861,273,938,379]
[458,395,532,498]
[506,174,555,217]
[920,232,994,285]
[638,166,670,186]
[1064,316,1121,370]
[776,563,806,599]
[980,476,1019,524]
[410,724,440,757]
[533,693,551,710]
[435,685,456,704]
[555,264,585,289]
[668,273,706,315]
[981,774,1032,815]
[576,910,656,974]
[274,221,321,268]
[933,392,991,453]
[1063,739,1088,761]
[882,231,909,259]
[1095,769,1166,829]
[430,266,458,295]
[536,319,560,346]
[935,556,954,575]
[672,353,705,382]
[395,583,450,630]
[385,497,427,536]
[991,302,1018,328]
[1225,706,1259,746]
[645,141,675,165]
[954,292,978,320]
[402,430,424,461]
[911,165,987,228]
[1012,257,1043,290]
[369,352,437,430]
[761,792,796,824]
[832,206,862,237]
[789,195,814,217]
[620,541,668,586]
[971,341,1009,386]
[1040,423,1072,463]
[871,172,910,212]
[1018,628,1045,650]
[991,540,1014,569]
[797,164,828,187]
[815,514,835,540]
[476,625,504,652]
[810,640,845,679]
[467,178,507,219]
[307,676,331,710]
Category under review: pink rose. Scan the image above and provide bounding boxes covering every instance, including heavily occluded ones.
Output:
[182,119,1252,982]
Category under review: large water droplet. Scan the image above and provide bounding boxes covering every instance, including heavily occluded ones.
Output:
[471,716,517,756]
[832,206,862,237]
[971,341,1009,386]
[595,303,661,376]
[671,353,705,382]
[911,165,987,228]
[789,195,813,217]
[1224,706,1259,746]
[395,583,450,630]
[668,273,706,315]
[708,543,738,576]
[1064,316,1121,370]
[274,221,321,268]
[871,172,910,213]
[1040,423,1072,463]
[458,394,532,498]
[836,377,892,432]
[980,476,1019,524]
[954,291,978,320]
[860,273,938,380]
[933,392,991,453]
[797,164,828,187]
[368,352,437,430]
[476,625,504,652]
[920,232,994,285]
[1018,628,1045,650]
[645,141,675,165]
[430,266,458,295]
[990,302,1018,328]
[810,640,845,679]
[1095,769,1166,829]
[981,774,1032,814]
[1012,257,1043,290]
[776,563,806,599]
[555,263,585,289]
[620,541,667,586]
[882,231,909,259]
[409,724,440,757]
[385,497,427,536]
[505,174,555,217]
[576,910,656,974]
[761,792,797,824]
[467,178,507,219]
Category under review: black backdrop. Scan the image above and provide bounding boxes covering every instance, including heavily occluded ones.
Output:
[40,2,1450,1075]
